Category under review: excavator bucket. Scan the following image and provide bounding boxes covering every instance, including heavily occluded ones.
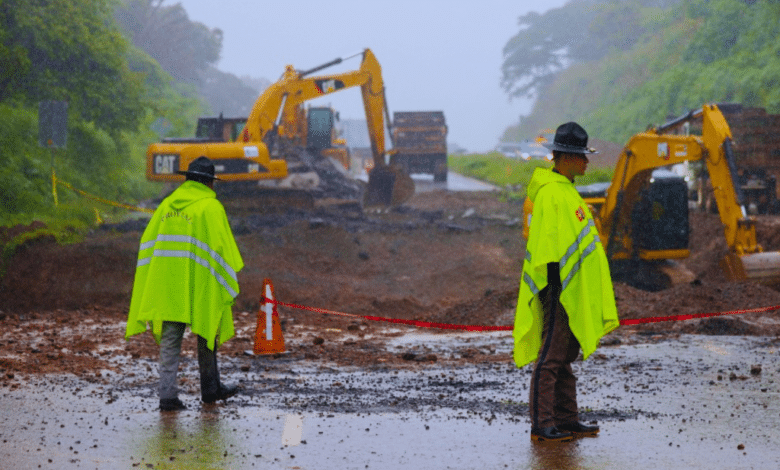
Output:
[720,252,780,285]
[364,165,415,206]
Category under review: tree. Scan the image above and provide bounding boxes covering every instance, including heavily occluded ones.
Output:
[115,0,270,120]
[500,1,600,100]
[0,0,146,135]
[501,0,678,100]
[507,0,780,144]
[114,0,222,84]
[0,29,30,103]
[198,66,263,116]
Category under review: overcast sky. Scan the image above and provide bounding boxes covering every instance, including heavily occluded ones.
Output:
[175,0,569,152]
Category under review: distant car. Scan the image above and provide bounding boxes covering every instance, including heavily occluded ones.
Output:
[496,142,524,159]
[495,141,551,160]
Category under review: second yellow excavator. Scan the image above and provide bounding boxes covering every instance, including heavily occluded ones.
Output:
[524,104,780,290]
[145,49,414,206]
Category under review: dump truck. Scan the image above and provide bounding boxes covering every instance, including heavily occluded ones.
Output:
[389,111,448,182]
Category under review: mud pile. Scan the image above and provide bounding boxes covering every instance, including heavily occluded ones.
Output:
[2,190,780,380]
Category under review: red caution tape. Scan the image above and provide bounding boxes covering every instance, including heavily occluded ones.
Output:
[266,298,512,331]
[618,304,780,325]
[265,298,780,330]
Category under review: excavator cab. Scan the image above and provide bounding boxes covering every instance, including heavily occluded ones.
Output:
[195,116,247,143]
[304,107,351,171]
[630,170,690,253]
[305,107,335,152]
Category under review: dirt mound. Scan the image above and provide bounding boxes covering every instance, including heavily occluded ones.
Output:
[3,190,780,380]
[588,138,624,169]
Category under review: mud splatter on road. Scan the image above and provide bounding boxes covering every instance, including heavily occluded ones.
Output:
[1,332,778,469]
[3,189,780,468]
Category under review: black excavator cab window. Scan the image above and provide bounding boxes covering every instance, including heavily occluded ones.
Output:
[631,177,690,251]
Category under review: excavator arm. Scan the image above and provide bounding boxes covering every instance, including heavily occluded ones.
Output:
[700,105,759,255]
[238,49,412,205]
[242,51,383,147]
[599,104,780,283]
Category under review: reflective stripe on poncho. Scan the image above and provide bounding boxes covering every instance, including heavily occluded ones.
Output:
[513,168,619,367]
[126,181,244,350]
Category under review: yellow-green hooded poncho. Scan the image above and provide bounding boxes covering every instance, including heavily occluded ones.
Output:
[513,168,619,367]
[126,181,244,350]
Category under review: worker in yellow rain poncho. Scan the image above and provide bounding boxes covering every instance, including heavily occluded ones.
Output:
[126,156,244,412]
[514,122,619,442]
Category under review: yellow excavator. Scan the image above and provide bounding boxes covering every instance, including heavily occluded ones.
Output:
[524,104,780,290]
[146,49,413,206]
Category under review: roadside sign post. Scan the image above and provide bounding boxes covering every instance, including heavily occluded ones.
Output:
[38,100,68,206]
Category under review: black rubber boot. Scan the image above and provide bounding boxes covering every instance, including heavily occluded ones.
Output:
[159,397,187,412]
[530,426,574,442]
[198,336,221,402]
[557,421,600,437]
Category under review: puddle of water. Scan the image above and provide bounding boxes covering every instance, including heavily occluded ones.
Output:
[386,330,511,357]
[1,335,778,469]
[282,414,304,446]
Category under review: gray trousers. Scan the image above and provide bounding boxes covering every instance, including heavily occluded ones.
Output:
[159,321,221,400]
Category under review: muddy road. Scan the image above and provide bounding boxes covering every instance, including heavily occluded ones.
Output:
[1,329,778,469]
[2,178,780,469]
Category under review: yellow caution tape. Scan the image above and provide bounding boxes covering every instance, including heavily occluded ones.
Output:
[53,172,154,214]
[51,168,58,206]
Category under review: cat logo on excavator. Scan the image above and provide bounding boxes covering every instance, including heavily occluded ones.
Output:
[314,79,345,94]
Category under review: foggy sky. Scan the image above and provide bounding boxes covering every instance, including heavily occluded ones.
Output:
[175,0,568,152]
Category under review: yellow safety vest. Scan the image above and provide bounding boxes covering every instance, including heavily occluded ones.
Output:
[126,181,244,351]
[513,168,619,367]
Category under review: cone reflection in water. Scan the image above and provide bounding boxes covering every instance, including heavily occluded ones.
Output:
[254,278,285,354]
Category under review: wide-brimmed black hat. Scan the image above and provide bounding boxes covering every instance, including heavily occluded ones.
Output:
[542,122,598,154]
[176,156,221,180]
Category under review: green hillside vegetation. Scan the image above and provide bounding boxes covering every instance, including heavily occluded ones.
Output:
[448,154,613,200]
[5,0,777,234]
[502,0,780,145]
[0,0,234,231]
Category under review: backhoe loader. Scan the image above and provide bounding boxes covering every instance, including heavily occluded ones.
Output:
[146,49,414,206]
[523,104,780,290]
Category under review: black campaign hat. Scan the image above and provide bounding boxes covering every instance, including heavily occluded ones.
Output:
[542,122,598,154]
[176,156,221,180]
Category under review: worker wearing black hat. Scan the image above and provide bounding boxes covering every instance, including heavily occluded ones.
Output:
[513,123,620,442]
[127,156,243,411]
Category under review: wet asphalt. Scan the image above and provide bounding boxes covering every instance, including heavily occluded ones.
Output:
[1,332,778,469]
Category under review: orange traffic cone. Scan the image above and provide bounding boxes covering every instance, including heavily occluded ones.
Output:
[254,278,286,355]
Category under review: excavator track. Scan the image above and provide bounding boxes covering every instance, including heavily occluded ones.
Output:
[217,184,316,215]
[215,147,367,216]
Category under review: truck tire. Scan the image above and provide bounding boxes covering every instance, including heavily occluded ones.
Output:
[433,157,447,182]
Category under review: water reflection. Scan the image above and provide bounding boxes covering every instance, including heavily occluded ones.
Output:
[134,408,241,469]
[527,440,583,470]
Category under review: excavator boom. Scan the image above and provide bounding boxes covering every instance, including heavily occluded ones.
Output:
[240,49,413,206]
[599,103,780,285]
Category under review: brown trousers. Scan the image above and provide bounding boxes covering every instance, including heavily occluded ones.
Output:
[529,286,580,429]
